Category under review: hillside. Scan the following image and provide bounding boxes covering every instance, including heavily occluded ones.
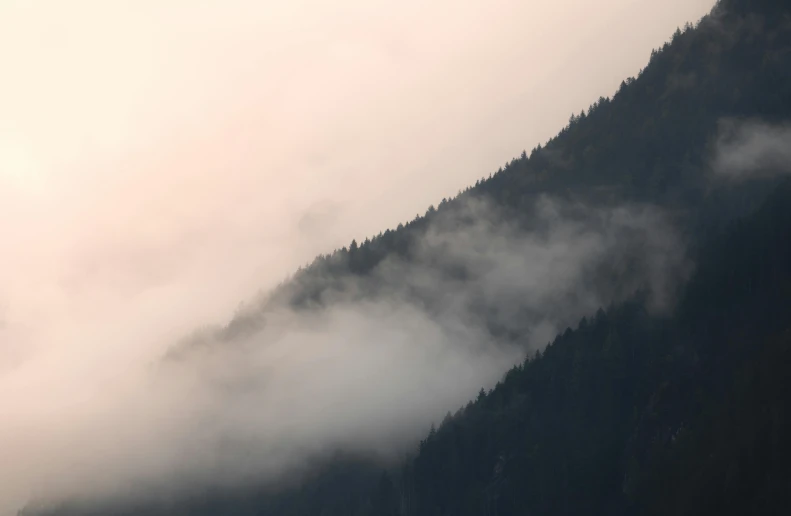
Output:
[22,0,791,514]
[180,0,791,350]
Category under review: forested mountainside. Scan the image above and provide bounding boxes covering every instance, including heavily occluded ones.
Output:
[401,181,791,516]
[22,0,791,514]
[28,181,791,516]
[189,0,791,346]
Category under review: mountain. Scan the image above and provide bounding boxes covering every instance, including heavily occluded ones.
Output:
[175,0,791,348]
[22,0,791,514]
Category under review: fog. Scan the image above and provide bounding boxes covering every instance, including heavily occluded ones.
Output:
[712,118,791,180]
[2,194,692,512]
[0,0,713,513]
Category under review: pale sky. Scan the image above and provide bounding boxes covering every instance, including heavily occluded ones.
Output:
[0,0,714,512]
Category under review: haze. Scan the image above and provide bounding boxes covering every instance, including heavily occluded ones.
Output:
[1,0,713,513]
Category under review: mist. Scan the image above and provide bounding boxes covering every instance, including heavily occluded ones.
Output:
[712,118,791,180]
[0,0,714,513]
[2,193,690,512]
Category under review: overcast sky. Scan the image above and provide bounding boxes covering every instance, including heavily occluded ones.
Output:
[0,0,714,512]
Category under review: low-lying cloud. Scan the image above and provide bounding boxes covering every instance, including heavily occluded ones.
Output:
[3,194,690,513]
[712,118,791,180]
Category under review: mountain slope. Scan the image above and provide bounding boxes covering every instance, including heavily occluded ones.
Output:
[405,180,791,516]
[28,183,791,516]
[194,0,791,348]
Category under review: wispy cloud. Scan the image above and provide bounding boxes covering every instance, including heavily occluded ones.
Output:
[712,118,791,180]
